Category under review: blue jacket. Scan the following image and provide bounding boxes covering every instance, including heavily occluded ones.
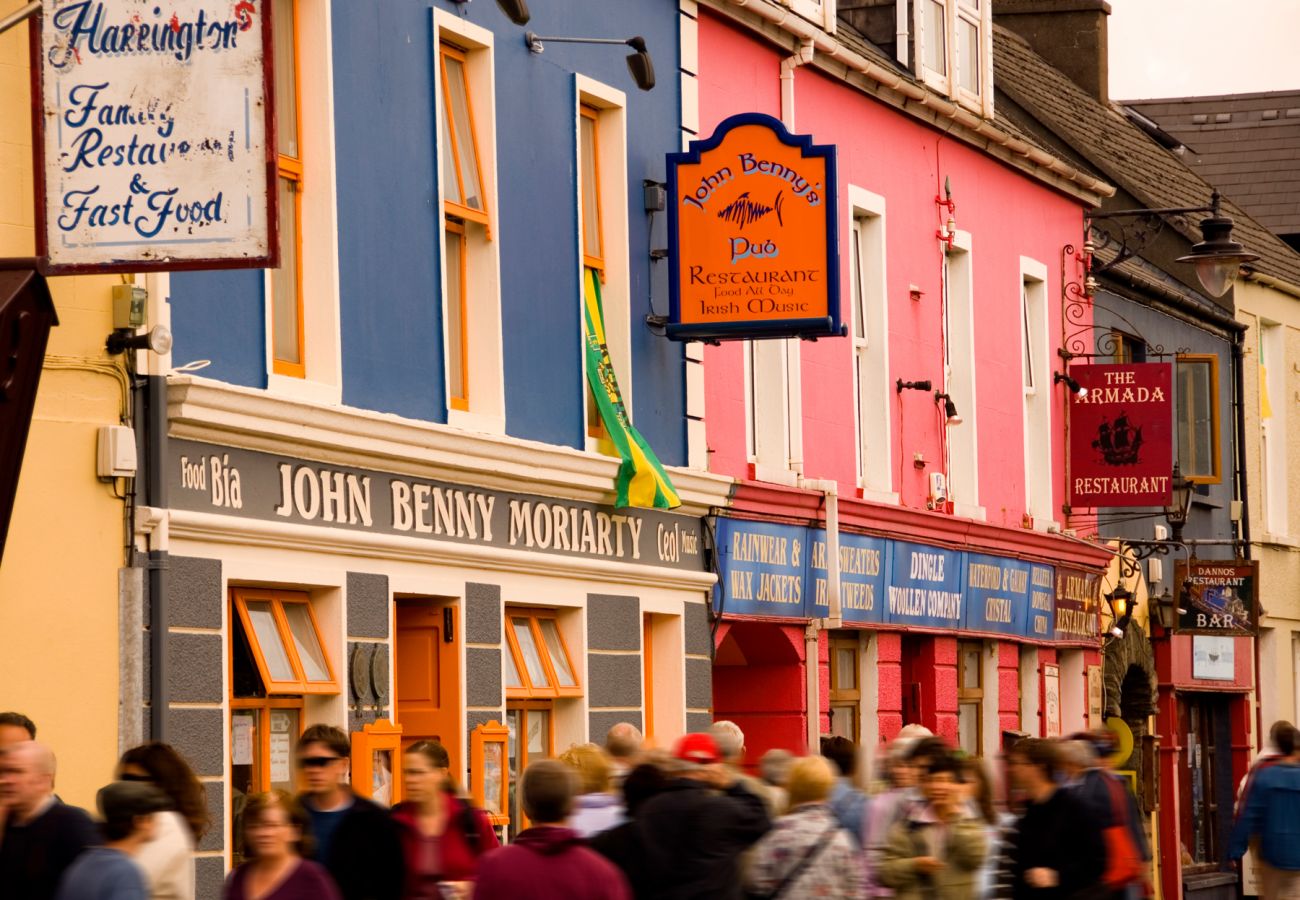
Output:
[1229,761,1300,869]
[828,778,869,845]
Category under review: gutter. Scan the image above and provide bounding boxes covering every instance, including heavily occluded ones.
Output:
[716,0,1114,202]
[1240,268,1300,301]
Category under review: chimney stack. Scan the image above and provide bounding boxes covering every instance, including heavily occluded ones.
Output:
[993,0,1111,104]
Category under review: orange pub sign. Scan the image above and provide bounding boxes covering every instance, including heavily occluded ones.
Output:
[666,114,842,341]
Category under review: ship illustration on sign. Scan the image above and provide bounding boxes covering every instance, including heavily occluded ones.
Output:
[1092,412,1143,466]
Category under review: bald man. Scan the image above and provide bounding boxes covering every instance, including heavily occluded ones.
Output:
[0,741,99,900]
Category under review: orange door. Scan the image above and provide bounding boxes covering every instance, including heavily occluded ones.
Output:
[395,601,462,780]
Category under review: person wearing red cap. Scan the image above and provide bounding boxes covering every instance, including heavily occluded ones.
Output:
[631,733,771,899]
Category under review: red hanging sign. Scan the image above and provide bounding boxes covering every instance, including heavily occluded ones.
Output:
[1068,363,1173,508]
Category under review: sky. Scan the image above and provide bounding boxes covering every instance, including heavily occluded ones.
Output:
[1107,0,1300,100]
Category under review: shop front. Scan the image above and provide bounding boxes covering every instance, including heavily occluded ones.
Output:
[146,394,720,891]
[710,507,1108,763]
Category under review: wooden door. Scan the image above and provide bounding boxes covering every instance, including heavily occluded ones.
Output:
[395,601,462,779]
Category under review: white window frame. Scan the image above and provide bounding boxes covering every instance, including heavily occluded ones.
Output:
[746,338,799,485]
[784,0,837,33]
[433,11,506,435]
[943,231,981,519]
[576,76,632,453]
[263,0,343,406]
[912,0,993,117]
[1020,257,1054,531]
[847,186,896,504]
[1261,320,1288,537]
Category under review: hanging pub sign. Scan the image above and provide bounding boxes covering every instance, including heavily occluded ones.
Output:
[1175,559,1257,636]
[1067,363,1173,508]
[665,113,841,341]
[31,0,277,274]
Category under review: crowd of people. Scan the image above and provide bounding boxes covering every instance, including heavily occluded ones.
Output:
[3,705,1297,900]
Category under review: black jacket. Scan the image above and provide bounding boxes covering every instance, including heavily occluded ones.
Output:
[632,778,771,900]
[0,800,99,900]
[1011,787,1106,900]
[306,794,405,900]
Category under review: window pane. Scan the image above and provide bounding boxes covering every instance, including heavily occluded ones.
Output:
[273,0,298,160]
[830,704,856,740]
[961,645,982,689]
[507,710,521,839]
[268,708,298,792]
[855,354,865,478]
[246,600,295,682]
[1022,289,1034,388]
[444,228,466,403]
[438,78,462,207]
[283,603,330,682]
[272,176,301,365]
[924,0,947,74]
[958,17,979,93]
[580,113,602,261]
[538,620,576,688]
[527,709,550,757]
[504,644,523,689]
[835,647,857,691]
[443,55,483,211]
[958,702,979,754]
[512,618,550,688]
[230,710,260,867]
[1178,360,1215,478]
[852,221,866,340]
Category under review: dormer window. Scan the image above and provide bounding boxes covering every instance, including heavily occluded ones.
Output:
[913,0,992,116]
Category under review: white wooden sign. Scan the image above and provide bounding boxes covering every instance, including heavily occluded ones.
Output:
[35,0,277,273]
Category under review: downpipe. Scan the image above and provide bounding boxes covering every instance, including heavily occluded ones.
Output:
[800,478,841,751]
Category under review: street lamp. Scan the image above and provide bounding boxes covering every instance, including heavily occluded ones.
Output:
[1165,462,1195,544]
[1176,194,1259,298]
[1088,192,1258,299]
[1106,583,1135,638]
[1151,586,1188,633]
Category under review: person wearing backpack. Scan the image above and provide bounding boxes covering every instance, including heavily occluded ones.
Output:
[745,756,864,900]
[1060,737,1146,899]
[391,740,498,898]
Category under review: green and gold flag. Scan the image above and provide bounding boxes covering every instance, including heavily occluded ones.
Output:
[583,268,680,509]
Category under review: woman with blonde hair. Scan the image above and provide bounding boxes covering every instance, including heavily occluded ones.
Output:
[745,756,865,899]
[223,791,339,900]
[558,743,623,838]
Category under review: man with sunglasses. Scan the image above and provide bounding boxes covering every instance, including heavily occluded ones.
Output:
[296,725,405,900]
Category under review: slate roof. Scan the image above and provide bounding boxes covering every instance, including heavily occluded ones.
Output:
[1124,92,1300,239]
[991,27,1300,290]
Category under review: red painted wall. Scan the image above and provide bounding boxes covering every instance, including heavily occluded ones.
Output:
[698,12,1086,527]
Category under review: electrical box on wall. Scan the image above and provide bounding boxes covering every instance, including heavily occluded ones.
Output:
[97,425,137,478]
[111,285,147,329]
[929,472,948,504]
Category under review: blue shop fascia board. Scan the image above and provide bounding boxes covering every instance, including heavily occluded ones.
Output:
[712,518,1073,641]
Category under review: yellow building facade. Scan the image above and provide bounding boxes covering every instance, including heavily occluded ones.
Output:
[1236,275,1300,731]
[0,6,131,809]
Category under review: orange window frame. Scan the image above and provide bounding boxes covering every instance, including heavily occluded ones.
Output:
[503,608,582,700]
[231,588,338,695]
[444,219,470,411]
[506,700,555,835]
[579,104,605,275]
[439,42,490,229]
[1176,353,1222,484]
[272,0,305,379]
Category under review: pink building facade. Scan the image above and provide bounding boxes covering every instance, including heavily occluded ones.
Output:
[687,2,1114,761]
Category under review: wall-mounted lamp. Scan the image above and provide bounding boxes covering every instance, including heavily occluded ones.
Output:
[1053,371,1088,397]
[1105,583,1136,638]
[935,392,962,425]
[525,32,655,91]
[896,379,932,394]
[1151,586,1188,633]
[106,325,172,356]
[936,176,956,249]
